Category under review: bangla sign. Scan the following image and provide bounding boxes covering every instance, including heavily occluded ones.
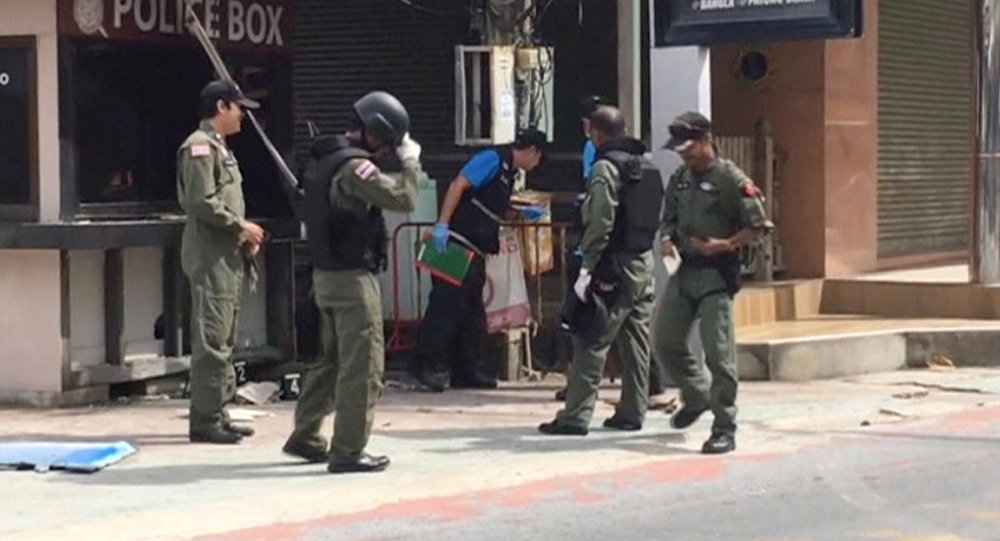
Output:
[654,0,862,46]
[58,0,289,50]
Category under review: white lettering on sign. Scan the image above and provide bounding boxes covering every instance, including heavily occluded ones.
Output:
[0,73,9,86]
[697,0,735,10]
[114,0,132,28]
[158,0,174,33]
[205,0,220,38]
[102,0,282,46]
[265,5,282,45]
[134,0,156,31]
[228,0,245,42]
[693,0,817,9]
[246,3,266,44]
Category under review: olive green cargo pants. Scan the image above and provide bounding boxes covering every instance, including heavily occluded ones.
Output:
[653,267,738,435]
[188,260,243,430]
[288,269,385,461]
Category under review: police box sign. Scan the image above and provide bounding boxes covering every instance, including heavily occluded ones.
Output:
[58,0,289,51]
[654,0,862,46]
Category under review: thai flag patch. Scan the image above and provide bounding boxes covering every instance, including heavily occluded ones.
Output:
[354,160,377,182]
[190,144,211,157]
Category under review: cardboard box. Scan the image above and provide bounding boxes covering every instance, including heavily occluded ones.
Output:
[511,190,554,276]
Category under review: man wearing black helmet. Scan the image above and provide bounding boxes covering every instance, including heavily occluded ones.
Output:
[408,128,547,392]
[282,91,423,473]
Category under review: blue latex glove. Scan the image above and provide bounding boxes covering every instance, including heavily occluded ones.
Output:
[432,223,449,253]
[520,205,546,220]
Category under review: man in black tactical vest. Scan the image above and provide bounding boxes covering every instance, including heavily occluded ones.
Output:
[409,128,547,392]
[283,91,423,473]
[540,106,664,435]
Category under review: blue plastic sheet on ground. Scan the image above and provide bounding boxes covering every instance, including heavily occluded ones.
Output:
[0,441,136,473]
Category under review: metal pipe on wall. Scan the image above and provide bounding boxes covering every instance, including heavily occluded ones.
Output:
[974,0,1000,283]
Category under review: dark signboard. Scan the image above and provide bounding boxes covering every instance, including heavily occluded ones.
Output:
[57,0,290,52]
[0,39,35,208]
[654,0,862,46]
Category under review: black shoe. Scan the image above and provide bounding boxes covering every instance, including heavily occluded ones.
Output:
[190,424,243,444]
[603,414,642,431]
[669,406,708,430]
[537,420,588,436]
[554,386,567,401]
[282,439,329,463]
[224,422,255,437]
[701,433,736,454]
[450,375,498,389]
[327,452,390,473]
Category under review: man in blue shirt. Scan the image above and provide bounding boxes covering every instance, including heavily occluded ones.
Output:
[409,129,547,392]
[579,95,605,186]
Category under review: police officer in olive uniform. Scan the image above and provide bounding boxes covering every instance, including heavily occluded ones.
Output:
[655,112,770,454]
[178,80,265,444]
[539,106,664,435]
[282,91,421,473]
[409,128,547,392]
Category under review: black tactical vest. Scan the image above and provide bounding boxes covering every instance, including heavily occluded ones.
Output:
[450,147,516,255]
[595,137,664,253]
[302,135,389,273]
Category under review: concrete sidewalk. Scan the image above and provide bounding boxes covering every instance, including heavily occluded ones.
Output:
[1,368,998,541]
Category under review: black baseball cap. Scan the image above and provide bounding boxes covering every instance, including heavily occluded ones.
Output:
[579,95,611,118]
[513,127,548,151]
[200,80,260,110]
[664,111,711,151]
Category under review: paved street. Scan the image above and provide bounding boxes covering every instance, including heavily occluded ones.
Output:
[1,368,998,541]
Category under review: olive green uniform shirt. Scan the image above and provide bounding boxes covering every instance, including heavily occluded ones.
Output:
[659,157,769,254]
[176,120,246,276]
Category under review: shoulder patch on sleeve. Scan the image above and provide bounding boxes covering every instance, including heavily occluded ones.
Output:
[353,160,378,182]
[741,179,761,198]
[190,144,211,158]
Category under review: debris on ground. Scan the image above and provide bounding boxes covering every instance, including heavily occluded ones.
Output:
[601,395,679,413]
[891,381,994,395]
[235,381,281,405]
[175,408,273,422]
[926,353,956,370]
[652,396,679,413]
[891,390,930,400]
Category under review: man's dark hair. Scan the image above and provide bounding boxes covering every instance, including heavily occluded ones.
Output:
[589,105,626,139]
[199,96,231,120]
[513,127,547,151]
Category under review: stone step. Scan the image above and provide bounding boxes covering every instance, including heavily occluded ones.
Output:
[737,325,1000,382]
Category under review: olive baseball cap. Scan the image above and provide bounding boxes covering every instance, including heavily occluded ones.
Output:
[200,80,260,110]
[664,111,711,151]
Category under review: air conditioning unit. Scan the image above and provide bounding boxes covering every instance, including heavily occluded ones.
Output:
[454,45,516,146]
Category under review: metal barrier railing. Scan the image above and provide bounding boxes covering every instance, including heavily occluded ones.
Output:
[386,220,575,354]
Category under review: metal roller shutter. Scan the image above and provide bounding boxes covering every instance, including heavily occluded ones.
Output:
[877,0,974,257]
[292,0,470,170]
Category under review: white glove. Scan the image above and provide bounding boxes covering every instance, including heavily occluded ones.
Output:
[573,268,591,302]
[396,132,421,162]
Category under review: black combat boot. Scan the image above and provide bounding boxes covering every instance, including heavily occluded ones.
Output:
[190,424,243,444]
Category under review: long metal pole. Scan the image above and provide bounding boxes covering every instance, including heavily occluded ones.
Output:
[974,0,1000,283]
[182,0,302,203]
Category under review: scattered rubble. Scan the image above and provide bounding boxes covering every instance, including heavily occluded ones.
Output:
[926,353,956,370]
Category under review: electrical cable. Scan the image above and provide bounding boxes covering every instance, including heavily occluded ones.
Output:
[395,0,468,17]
